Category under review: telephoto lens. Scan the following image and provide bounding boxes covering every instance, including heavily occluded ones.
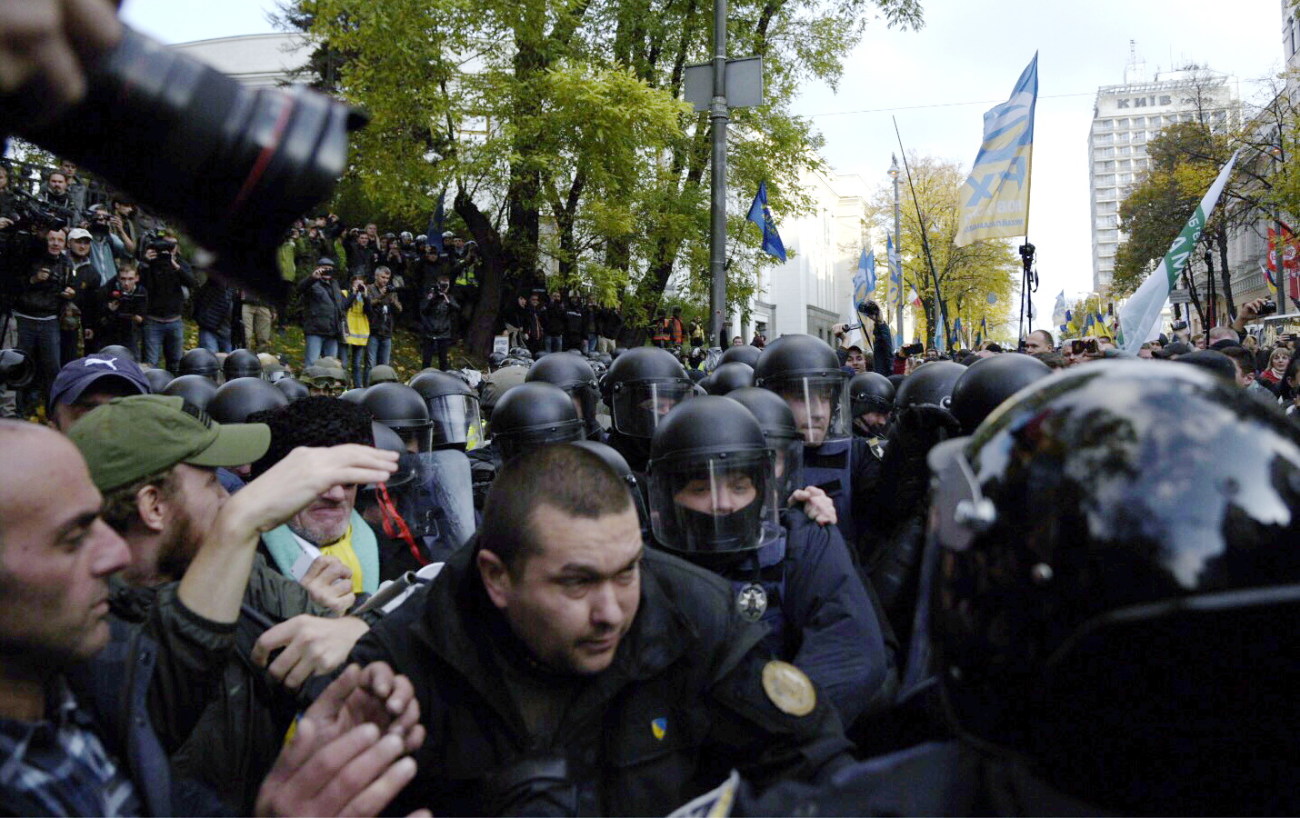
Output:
[17,27,368,299]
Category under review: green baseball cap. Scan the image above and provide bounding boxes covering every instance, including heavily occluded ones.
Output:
[69,394,271,492]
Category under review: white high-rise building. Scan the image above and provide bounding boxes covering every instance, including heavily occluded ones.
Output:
[1088,48,1239,292]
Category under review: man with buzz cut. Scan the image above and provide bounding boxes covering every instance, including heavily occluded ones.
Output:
[0,413,421,817]
[345,443,854,816]
[65,395,411,813]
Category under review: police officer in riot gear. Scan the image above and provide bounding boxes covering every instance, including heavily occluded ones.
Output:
[365,381,475,560]
[947,352,1051,435]
[525,351,604,441]
[704,361,754,396]
[207,376,289,424]
[754,334,870,546]
[409,369,484,451]
[646,396,890,727]
[719,344,763,368]
[273,376,310,402]
[178,346,220,383]
[489,381,586,465]
[734,361,1300,816]
[143,366,173,392]
[848,371,894,441]
[602,346,694,473]
[223,347,263,381]
[160,372,218,409]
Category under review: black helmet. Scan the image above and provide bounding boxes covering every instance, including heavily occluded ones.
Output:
[490,381,586,464]
[570,439,648,532]
[144,368,174,393]
[928,361,1300,814]
[647,396,781,557]
[0,348,33,388]
[160,374,218,409]
[366,422,417,491]
[362,383,434,452]
[726,386,804,503]
[719,344,763,368]
[603,347,694,439]
[848,371,895,418]
[887,373,906,391]
[97,344,136,363]
[526,352,601,438]
[178,348,220,382]
[408,370,482,450]
[208,376,289,423]
[893,359,965,411]
[274,377,310,402]
[223,348,262,381]
[753,334,849,446]
[340,387,368,404]
[949,353,1051,435]
[704,362,753,395]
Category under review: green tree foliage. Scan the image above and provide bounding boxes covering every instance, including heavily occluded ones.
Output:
[284,0,923,352]
[866,154,1018,345]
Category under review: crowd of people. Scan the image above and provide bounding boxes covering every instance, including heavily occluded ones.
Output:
[5,270,1300,815]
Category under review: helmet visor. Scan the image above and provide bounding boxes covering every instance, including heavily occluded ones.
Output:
[496,419,586,464]
[770,375,849,445]
[769,434,805,504]
[427,394,482,449]
[612,379,694,438]
[383,420,434,453]
[649,450,780,555]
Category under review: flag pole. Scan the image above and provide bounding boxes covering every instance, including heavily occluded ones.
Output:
[893,117,947,347]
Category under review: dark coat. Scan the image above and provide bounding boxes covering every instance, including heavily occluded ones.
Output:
[345,544,853,816]
[296,273,346,337]
[420,288,458,339]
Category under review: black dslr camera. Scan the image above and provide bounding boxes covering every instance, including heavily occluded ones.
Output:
[1258,299,1278,317]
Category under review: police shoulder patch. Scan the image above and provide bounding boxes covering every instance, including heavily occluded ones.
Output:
[760,660,816,717]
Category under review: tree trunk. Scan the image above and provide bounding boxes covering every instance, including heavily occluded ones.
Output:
[457,191,508,357]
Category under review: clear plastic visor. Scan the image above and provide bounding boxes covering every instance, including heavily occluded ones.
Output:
[427,394,482,448]
[611,379,694,438]
[771,375,849,446]
[496,419,586,464]
[648,450,781,554]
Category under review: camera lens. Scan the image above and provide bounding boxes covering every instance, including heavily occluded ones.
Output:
[19,27,367,300]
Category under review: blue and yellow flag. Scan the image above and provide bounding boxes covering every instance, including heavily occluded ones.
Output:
[747,181,787,262]
[975,317,987,347]
[955,54,1038,247]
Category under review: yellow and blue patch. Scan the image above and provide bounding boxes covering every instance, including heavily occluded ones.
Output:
[651,717,667,741]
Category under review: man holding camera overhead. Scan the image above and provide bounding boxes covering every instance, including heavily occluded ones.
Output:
[298,257,347,367]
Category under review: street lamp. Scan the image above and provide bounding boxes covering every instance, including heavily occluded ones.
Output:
[888,154,902,343]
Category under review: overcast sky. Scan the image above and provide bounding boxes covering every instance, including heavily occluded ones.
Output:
[122,0,1286,327]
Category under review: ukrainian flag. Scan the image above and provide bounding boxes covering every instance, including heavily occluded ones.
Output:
[955,54,1038,247]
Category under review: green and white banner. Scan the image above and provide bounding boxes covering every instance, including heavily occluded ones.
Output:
[1118,149,1239,354]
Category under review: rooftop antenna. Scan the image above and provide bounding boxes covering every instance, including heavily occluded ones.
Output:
[1124,39,1146,84]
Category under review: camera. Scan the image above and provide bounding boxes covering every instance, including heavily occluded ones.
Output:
[1258,299,1278,317]
[901,342,924,356]
[15,26,367,299]
[437,280,450,292]
[1071,338,1099,356]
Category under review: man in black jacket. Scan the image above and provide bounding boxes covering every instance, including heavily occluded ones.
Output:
[95,261,148,358]
[345,444,853,816]
[298,257,345,367]
[140,235,196,374]
[12,226,71,411]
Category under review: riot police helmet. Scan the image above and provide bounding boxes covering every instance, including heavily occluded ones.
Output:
[753,334,849,446]
[97,344,136,363]
[339,387,368,404]
[178,347,220,382]
[704,362,754,395]
[366,421,417,490]
[208,377,290,424]
[408,369,482,450]
[362,382,434,452]
[949,352,1051,435]
[490,381,586,464]
[719,344,763,368]
[223,348,262,381]
[161,374,218,410]
[603,346,694,439]
[927,361,1300,814]
[274,377,310,402]
[526,352,601,438]
[647,396,780,557]
[570,439,649,533]
[726,386,804,504]
[144,367,174,393]
[893,359,965,411]
[849,371,895,418]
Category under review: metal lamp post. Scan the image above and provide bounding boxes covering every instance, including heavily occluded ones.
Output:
[889,154,903,342]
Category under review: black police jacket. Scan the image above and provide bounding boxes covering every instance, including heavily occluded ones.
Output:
[347,543,854,816]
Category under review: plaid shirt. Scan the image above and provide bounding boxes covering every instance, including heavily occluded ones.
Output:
[0,677,141,817]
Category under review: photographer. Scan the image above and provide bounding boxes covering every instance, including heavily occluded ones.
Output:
[11,227,70,410]
[94,259,147,357]
[140,233,196,373]
[365,265,401,370]
[83,202,130,285]
[192,273,234,353]
[343,273,370,386]
[61,226,101,360]
[298,257,345,366]
[419,272,458,371]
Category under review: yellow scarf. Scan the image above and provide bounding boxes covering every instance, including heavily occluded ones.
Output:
[321,526,365,594]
